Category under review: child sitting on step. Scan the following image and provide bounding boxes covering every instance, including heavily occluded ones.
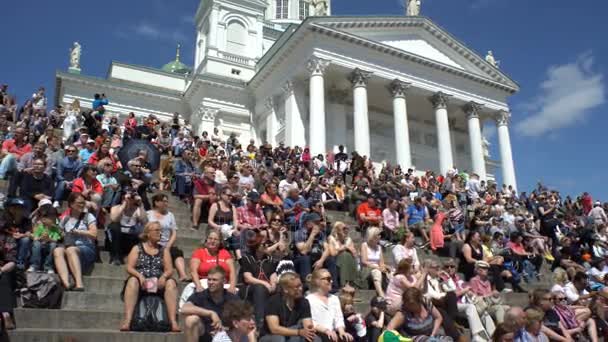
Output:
[28,204,61,273]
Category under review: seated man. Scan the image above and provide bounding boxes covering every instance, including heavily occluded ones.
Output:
[293,213,338,291]
[9,141,52,196]
[182,266,239,342]
[17,158,54,212]
[0,127,32,179]
[283,188,309,231]
[237,192,268,254]
[260,272,319,342]
[53,145,83,206]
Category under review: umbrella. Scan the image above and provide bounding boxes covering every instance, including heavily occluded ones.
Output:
[118,139,161,172]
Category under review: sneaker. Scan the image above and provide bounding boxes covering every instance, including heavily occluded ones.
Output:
[544,251,555,261]
[501,288,513,293]
[46,269,55,274]
[53,201,60,208]
[26,266,36,272]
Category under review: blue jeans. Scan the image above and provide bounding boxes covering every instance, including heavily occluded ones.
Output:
[54,180,72,202]
[30,240,58,271]
[175,175,192,197]
[294,255,338,291]
[173,145,183,157]
[0,154,17,179]
[16,237,32,268]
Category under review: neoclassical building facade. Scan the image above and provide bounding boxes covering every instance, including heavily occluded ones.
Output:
[55,0,519,188]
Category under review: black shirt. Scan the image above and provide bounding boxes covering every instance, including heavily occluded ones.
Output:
[19,173,54,202]
[187,289,239,325]
[543,308,561,333]
[240,253,277,283]
[262,293,311,335]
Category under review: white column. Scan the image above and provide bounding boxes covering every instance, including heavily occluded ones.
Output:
[208,5,219,48]
[464,102,487,180]
[430,92,453,175]
[307,57,329,156]
[283,81,306,147]
[349,68,372,158]
[388,79,412,169]
[265,98,277,146]
[496,111,517,190]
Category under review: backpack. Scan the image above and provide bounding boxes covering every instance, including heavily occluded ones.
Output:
[18,272,63,309]
[130,294,171,332]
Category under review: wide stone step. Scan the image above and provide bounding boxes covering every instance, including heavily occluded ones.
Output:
[9,328,183,342]
[86,258,195,279]
[83,276,189,294]
[14,308,123,330]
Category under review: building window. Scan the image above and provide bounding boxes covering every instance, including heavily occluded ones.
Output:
[226,21,247,55]
[276,0,289,19]
[299,0,310,19]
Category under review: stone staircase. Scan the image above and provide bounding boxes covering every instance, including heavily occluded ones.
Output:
[6,183,549,341]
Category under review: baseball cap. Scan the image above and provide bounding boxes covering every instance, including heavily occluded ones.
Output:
[87,139,95,144]
[247,192,261,202]
[245,229,263,247]
[301,212,322,225]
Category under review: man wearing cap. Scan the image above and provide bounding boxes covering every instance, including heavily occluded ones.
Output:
[293,212,338,290]
[78,138,96,164]
[589,201,607,226]
[237,192,268,232]
[469,261,509,324]
[2,198,33,270]
[240,229,278,330]
[283,188,309,229]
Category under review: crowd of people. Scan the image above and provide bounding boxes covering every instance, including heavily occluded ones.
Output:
[1,84,608,342]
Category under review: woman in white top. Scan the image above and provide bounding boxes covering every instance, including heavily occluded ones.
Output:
[306,268,354,342]
[360,227,389,297]
[392,231,420,270]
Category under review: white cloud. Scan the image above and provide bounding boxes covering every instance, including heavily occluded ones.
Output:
[130,22,187,42]
[515,52,606,137]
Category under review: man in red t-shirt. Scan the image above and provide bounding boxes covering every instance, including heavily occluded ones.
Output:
[0,127,32,179]
[192,166,217,230]
[357,194,382,229]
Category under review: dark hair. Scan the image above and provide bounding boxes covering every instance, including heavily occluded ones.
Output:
[81,164,97,176]
[492,323,515,342]
[395,258,413,276]
[151,193,168,206]
[401,287,423,311]
[67,192,86,206]
[38,205,58,218]
[221,300,254,328]
[573,272,587,283]
[465,230,480,244]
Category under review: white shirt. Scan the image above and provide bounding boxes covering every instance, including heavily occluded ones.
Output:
[466,178,481,199]
[392,244,420,270]
[589,207,608,225]
[278,179,298,199]
[306,293,345,331]
[563,282,587,304]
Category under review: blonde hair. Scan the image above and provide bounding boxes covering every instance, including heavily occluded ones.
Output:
[140,222,161,242]
[552,267,568,285]
[331,221,346,238]
[366,227,382,244]
[307,268,330,292]
[278,272,300,294]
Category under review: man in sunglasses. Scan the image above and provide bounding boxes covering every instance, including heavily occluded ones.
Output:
[53,144,83,207]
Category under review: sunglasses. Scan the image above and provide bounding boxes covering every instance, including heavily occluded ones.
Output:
[554,297,566,301]
[445,265,456,269]
[320,276,332,282]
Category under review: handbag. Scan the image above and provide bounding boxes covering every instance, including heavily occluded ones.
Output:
[130,294,171,332]
[465,293,488,315]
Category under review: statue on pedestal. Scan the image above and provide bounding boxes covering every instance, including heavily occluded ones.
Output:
[482,135,491,159]
[406,0,421,16]
[312,0,328,16]
[485,50,500,68]
[69,42,81,73]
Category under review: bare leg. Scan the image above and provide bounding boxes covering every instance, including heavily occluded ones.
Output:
[163,279,181,331]
[65,247,83,288]
[121,277,140,330]
[587,318,599,342]
[184,315,203,342]
[53,247,70,288]
[175,257,189,281]
[371,269,385,297]
[192,198,202,228]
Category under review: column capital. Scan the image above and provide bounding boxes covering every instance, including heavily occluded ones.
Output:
[200,106,219,121]
[463,101,483,119]
[265,97,274,111]
[306,57,330,76]
[430,92,451,109]
[348,68,372,88]
[495,110,511,126]
[388,79,411,98]
[282,80,294,95]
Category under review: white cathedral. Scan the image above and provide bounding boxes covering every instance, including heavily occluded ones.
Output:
[55,0,519,188]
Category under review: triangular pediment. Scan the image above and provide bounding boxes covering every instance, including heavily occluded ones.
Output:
[308,17,518,91]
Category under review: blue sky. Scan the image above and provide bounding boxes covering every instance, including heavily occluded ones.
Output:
[2,0,607,199]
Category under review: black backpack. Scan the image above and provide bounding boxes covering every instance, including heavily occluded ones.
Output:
[130,294,171,332]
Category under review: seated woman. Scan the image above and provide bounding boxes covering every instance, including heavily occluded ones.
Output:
[54,192,98,291]
[88,142,119,173]
[359,227,389,297]
[387,287,454,342]
[328,221,358,288]
[120,222,180,332]
[189,230,237,294]
[386,258,425,316]
[146,193,189,282]
[108,190,148,265]
[208,188,239,249]
[212,300,256,342]
[392,231,420,270]
[71,164,103,213]
[306,268,354,342]
[260,183,283,222]
[262,213,289,259]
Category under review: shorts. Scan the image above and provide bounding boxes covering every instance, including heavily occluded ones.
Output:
[453,222,465,233]
[169,246,184,261]
[76,243,97,273]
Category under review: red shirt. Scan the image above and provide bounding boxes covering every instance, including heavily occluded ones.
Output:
[357,202,382,225]
[191,247,232,279]
[72,177,103,194]
[2,139,32,158]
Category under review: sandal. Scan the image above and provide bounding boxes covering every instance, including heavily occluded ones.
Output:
[72,287,85,292]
